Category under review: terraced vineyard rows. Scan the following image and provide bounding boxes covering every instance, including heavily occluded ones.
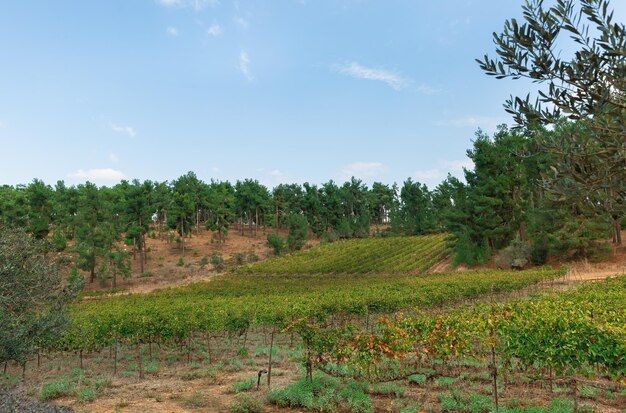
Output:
[57,267,564,352]
[312,275,626,393]
[240,234,450,274]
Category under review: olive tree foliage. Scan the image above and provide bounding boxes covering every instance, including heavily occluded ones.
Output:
[0,227,82,366]
[477,0,626,243]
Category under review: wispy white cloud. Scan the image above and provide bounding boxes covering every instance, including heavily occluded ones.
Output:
[110,124,137,137]
[157,0,219,11]
[166,26,179,36]
[415,84,441,95]
[68,168,125,182]
[238,50,252,81]
[256,168,299,187]
[414,169,443,182]
[333,62,411,91]
[234,16,248,29]
[414,158,474,187]
[440,159,474,171]
[340,162,384,180]
[109,153,120,163]
[207,24,222,36]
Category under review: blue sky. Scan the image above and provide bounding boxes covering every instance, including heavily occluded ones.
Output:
[1,0,624,189]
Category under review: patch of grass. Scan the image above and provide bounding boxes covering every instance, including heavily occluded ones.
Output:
[229,393,263,413]
[551,385,570,394]
[0,373,19,387]
[467,393,493,413]
[139,271,153,278]
[39,379,75,401]
[254,345,278,357]
[435,376,458,388]
[268,375,373,413]
[417,367,436,376]
[237,347,249,357]
[399,402,424,413]
[181,391,206,408]
[223,359,245,372]
[460,371,491,382]
[578,385,598,399]
[407,374,427,385]
[181,370,204,381]
[438,390,466,412]
[369,382,406,398]
[231,378,255,393]
[77,387,95,402]
[144,360,159,374]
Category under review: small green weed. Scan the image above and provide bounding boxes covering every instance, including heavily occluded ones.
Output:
[407,374,427,385]
[229,393,263,413]
[231,378,255,393]
[435,376,458,388]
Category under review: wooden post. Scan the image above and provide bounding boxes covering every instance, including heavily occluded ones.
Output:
[490,343,499,411]
[267,329,275,388]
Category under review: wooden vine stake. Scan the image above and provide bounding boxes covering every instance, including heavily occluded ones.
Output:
[113,341,118,376]
[267,328,275,388]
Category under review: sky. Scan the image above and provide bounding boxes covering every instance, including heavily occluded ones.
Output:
[1,0,624,189]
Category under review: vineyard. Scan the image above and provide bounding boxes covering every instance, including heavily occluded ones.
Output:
[11,266,626,412]
[239,234,450,274]
[303,275,626,411]
[58,267,562,353]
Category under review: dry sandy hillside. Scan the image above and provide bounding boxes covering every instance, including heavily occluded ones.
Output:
[78,226,320,295]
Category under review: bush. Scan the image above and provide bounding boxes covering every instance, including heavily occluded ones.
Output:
[267,233,285,256]
[211,253,225,272]
[495,239,531,269]
[530,239,549,265]
[267,375,372,413]
[198,256,209,269]
[407,374,427,385]
[177,257,184,267]
[182,392,206,408]
[247,253,259,263]
[77,387,95,402]
[39,379,74,401]
[231,378,255,393]
[229,394,263,413]
[321,230,339,244]
[234,253,245,265]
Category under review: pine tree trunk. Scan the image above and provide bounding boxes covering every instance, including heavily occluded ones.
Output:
[614,217,622,245]
[181,217,185,255]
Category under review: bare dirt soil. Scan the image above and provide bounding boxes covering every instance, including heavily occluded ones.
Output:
[79,226,319,295]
